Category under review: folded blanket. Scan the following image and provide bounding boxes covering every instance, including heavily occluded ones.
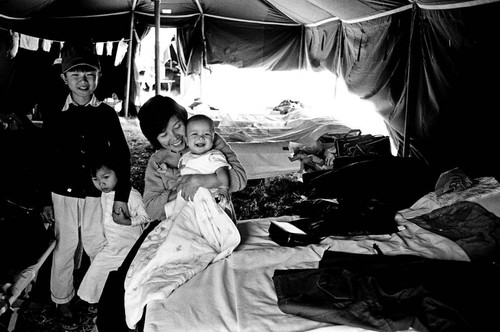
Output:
[124,188,241,329]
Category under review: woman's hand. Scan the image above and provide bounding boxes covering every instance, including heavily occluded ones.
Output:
[41,205,54,226]
[178,173,218,201]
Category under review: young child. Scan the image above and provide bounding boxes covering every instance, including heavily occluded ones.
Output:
[40,40,131,330]
[77,155,151,313]
[169,114,235,220]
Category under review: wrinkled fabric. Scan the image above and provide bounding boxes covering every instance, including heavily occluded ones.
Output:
[124,188,240,329]
[410,201,500,262]
[274,251,500,332]
[434,168,473,197]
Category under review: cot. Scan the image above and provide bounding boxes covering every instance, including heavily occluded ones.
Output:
[213,110,352,179]
[127,171,500,332]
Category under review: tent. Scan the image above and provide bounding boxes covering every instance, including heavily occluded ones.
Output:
[1,0,499,178]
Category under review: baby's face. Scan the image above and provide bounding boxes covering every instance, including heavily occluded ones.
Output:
[186,120,214,155]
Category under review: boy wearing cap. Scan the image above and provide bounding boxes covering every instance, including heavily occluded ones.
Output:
[39,41,131,330]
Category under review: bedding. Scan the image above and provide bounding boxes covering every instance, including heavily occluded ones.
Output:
[124,188,240,328]
[138,216,469,332]
[212,110,352,179]
[129,175,500,332]
[274,251,500,332]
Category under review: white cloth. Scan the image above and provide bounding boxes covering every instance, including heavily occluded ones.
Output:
[179,149,230,175]
[124,188,240,329]
[19,34,38,51]
[77,188,150,304]
[96,42,105,55]
[50,193,105,304]
[41,39,52,52]
[114,39,128,66]
[143,215,471,332]
[178,149,230,195]
[8,31,19,58]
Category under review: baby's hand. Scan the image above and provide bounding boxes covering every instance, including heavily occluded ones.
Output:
[215,188,230,208]
[155,161,169,175]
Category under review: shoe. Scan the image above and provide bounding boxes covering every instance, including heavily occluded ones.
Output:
[57,303,80,331]
[87,303,98,314]
[59,314,80,331]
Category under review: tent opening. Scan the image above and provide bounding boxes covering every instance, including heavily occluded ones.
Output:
[135,28,389,138]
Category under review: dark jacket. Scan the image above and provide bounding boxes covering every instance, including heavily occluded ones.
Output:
[42,101,131,203]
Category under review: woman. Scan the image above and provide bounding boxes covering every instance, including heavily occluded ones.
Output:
[138,95,247,221]
[96,95,247,331]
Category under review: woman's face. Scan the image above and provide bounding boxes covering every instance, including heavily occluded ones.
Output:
[157,115,186,152]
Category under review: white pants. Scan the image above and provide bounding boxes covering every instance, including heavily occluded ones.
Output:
[50,193,106,304]
[77,192,143,304]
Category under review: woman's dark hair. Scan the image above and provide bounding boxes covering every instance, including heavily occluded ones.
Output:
[138,95,188,150]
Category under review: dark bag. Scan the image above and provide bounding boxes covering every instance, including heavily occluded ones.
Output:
[292,198,398,237]
[268,198,398,247]
[268,218,323,247]
[335,129,391,158]
[304,156,438,211]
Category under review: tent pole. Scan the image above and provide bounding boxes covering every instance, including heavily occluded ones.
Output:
[154,0,161,95]
[124,10,135,118]
[402,5,418,158]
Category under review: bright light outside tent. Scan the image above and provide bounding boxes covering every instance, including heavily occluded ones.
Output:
[136,28,389,137]
[191,65,389,137]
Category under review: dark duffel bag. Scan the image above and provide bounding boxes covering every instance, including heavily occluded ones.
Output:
[335,129,392,158]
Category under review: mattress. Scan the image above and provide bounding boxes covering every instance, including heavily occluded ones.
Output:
[136,176,500,332]
[141,215,469,332]
[214,110,352,179]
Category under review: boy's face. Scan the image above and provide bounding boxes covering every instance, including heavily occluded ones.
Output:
[91,166,118,193]
[61,66,100,104]
[186,120,214,155]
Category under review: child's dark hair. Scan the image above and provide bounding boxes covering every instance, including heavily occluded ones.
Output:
[89,153,118,177]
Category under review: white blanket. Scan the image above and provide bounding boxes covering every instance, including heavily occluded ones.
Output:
[124,188,241,329]
[142,215,470,332]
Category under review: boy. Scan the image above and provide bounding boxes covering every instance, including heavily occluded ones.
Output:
[40,41,131,330]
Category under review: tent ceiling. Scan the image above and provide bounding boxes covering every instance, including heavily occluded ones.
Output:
[1,0,500,179]
[0,1,475,41]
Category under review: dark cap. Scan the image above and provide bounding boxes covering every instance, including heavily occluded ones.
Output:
[61,41,101,73]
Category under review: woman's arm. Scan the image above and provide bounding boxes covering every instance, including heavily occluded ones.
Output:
[213,133,247,192]
[143,153,180,221]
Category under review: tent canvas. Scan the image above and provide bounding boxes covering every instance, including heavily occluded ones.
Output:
[1,0,499,178]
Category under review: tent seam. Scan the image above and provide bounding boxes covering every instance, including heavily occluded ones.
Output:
[417,0,500,10]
